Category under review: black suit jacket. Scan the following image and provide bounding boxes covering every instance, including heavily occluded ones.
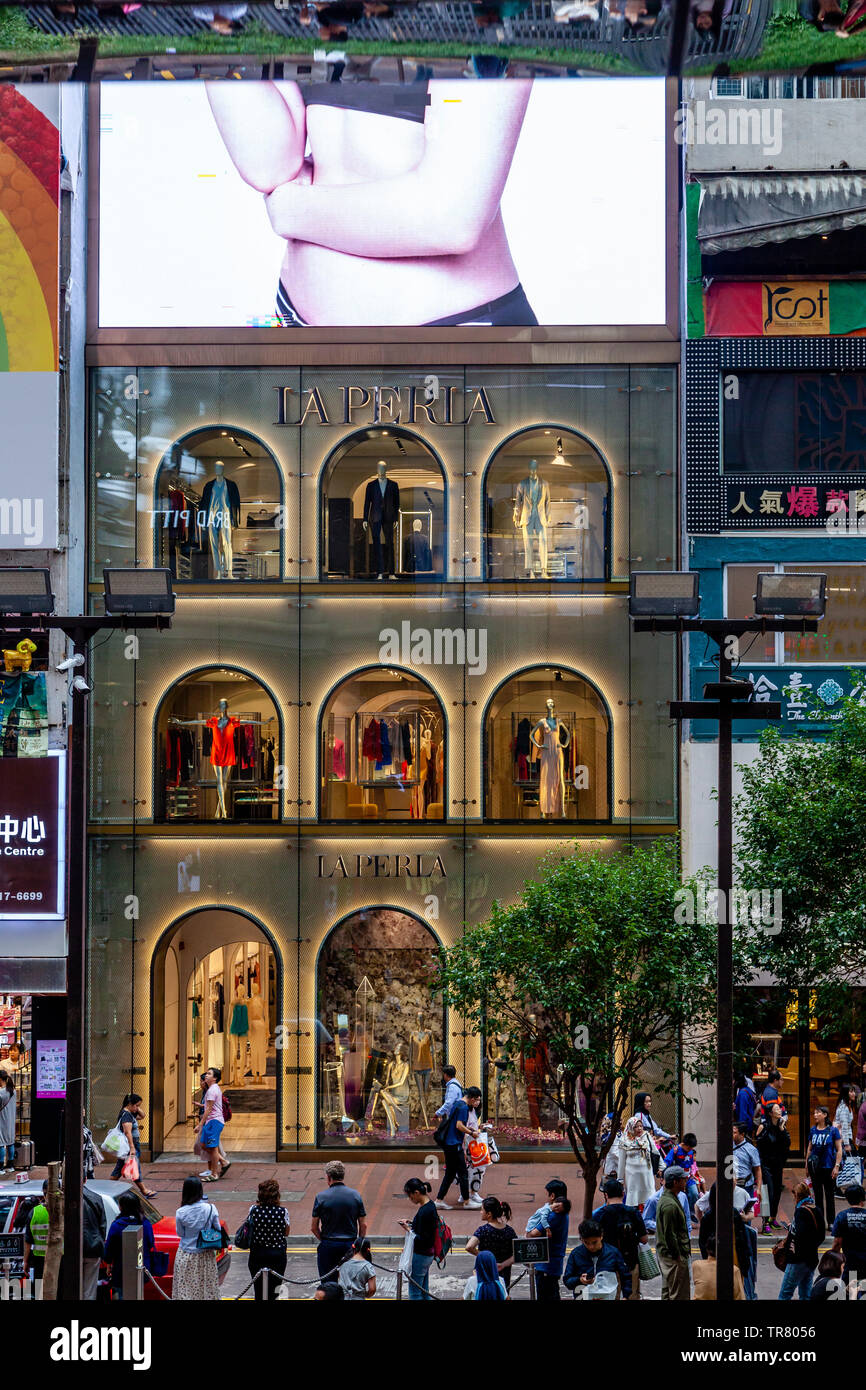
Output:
[363,477,400,527]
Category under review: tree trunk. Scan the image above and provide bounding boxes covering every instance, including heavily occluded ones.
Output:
[580,1157,601,1220]
[42,1161,63,1301]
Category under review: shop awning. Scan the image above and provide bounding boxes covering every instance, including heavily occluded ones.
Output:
[696,175,866,255]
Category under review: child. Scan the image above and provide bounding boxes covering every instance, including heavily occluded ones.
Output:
[665,1133,703,1214]
[337,1238,377,1302]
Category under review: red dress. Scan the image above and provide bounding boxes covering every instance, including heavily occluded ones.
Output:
[207,715,239,768]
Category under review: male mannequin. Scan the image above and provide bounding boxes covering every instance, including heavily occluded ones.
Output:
[362,460,400,579]
[531,698,570,819]
[228,985,249,1086]
[409,1011,436,1127]
[200,461,241,581]
[247,982,268,1084]
[169,700,267,820]
[513,458,551,579]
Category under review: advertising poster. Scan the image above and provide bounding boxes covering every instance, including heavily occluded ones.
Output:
[35,1038,67,1100]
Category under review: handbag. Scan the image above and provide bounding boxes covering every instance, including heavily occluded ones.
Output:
[637,1244,661,1280]
[234,1212,253,1251]
[433,1116,450,1149]
[150,1250,170,1277]
[197,1218,229,1252]
[772,1227,793,1273]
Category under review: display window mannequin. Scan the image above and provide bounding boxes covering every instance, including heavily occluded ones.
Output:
[362,460,400,580]
[169,700,268,820]
[513,457,551,579]
[409,1011,436,1128]
[521,1016,550,1131]
[487,1030,518,1124]
[531,698,570,819]
[200,460,241,581]
[247,983,268,1084]
[377,1043,411,1137]
[228,985,249,1087]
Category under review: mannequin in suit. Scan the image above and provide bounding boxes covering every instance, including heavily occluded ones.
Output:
[513,458,551,578]
[362,460,400,579]
[200,461,242,581]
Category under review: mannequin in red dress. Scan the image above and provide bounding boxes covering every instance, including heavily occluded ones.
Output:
[169,698,268,819]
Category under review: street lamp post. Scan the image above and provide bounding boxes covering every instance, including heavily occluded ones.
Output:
[0,568,173,1301]
[629,571,826,1302]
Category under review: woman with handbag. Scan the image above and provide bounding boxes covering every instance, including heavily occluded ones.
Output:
[777,1179,825,1301]
[173,1175,224,1300]
[108,1094,157,1200]
[239,1178,292,1301]
[617,1117,656,1209]
[755,1104,791,1234]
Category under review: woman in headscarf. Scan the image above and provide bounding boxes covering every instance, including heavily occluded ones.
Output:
[463,1249,508,1300]
[617,1116,656,1209]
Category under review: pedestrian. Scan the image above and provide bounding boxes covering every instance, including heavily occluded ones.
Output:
[105,1191,155,1299]
[0,1071,16,1173]
[755,1103,791,1234]
[22,1180,55,1287]
[834,1083,860,1166]
[173,1175,222,1300]
[526,1178,568,1234]
[338,1237,377,1301]
[465,1196,517,1290]
[809,1251,846,1301]
[734,1072,757,1134]
[463,1249,508,1300]
[663,1133,702,1214]
[732,1121,762,1203]
[528,1194,570,1300]
[197,1072,230,1174]
[435,1085,482,1211]
[806,1105,843,1228]
[311,1159,367,1280]
[82,1186,106,1301]
[858,1087,866,1151]
[434,1063,463,1124]
[777,1179,824,1301]
[697,1182,751,1290]
[562,1217,632,1299]
[641,1181,693,1237]
[108,1094,157,1199]
[195,1067,228,1183]
[632,1091,673,1174]
[831,1182,866,1288]
[313,1280,345,1300]
[591,1177,647,1299]
[617,1116,656,1208]
[691,1233,745,1300]
[759,1068,782,1112]
[655,1166,691,1301]
[399,1177,438,1301]
[245,1178,291,1301]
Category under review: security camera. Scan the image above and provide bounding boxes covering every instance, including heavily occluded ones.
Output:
[72,675,92,694]
[56,653,85,673]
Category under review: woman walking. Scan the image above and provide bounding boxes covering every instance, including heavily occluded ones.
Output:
[778,1179,825,1301]
[806,1105,843,1228]
[617,1116,656,1208]
[755,1103,791,1234]
[173,1176,222,1301]
[0,1071,16,1174]
[108,1094,157,1199]
[245,1178,291,1301]
[398,1177,438,1301]
[465,1197,517,1290]
[835,1083,860,1163]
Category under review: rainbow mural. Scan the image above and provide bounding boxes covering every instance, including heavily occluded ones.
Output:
[0,86,59,373]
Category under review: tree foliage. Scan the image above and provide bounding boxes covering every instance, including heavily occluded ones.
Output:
[436,838,722,1215]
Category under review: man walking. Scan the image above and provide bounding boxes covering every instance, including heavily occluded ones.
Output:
[436,1085,482,1210]
[655,1165,691,1301]
[196,1066,227,1182]
[832,1183,866,1291]
[434,1064,463,1123]
[732,1122,762,1204]
[311,1160,367,1279]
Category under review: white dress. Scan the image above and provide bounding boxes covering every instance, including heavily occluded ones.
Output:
[617,1135,656,1207]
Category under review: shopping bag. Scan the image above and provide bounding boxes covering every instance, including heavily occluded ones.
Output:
[836,1154,864,1193]
[103,1125,129,1159]
[466,1130,492,1169]
[759,1184,771,1218]
[398,1229,415,1278]
[637,1244,661,1280]
[121,1152,140,1183]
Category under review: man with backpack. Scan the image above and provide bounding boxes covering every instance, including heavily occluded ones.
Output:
[563,1218,633,1300]
[436,1086,483,1210]
[591,1178,647,1300]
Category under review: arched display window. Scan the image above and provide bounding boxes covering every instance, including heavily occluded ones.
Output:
[153,426,283,582]
[320,667,445,821]
[320,426,446,581]
[155,666,280,823]
[317,908,444,1147]
[483,426,610,581]
[484,667,611,822]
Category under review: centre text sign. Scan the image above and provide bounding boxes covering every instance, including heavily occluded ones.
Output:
[0,753,66,918]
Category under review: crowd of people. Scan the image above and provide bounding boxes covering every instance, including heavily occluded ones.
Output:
[799,0,866,37]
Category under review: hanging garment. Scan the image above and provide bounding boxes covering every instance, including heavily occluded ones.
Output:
[402,530,433,573]
[423,743,439,813]
[362,720,382,761]
[229,1001,249,1036]
[215,982,224,1033]
[401,720,413,765]
[332,738,346,780]
[517,753,530,781]
[262,737,276,781]
[166,728,182,787]
[202,725,213,759]
[206,715,240,768]
[378,720,392,766]
[515,718,532,758]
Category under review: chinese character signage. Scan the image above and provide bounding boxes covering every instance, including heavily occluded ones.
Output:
[36,1039,67,1100]
[726,484,866,529]
[0,753,65,918]
[691,667,865,739]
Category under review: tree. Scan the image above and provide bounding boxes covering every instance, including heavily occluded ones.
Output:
[734,691,866,1034]
[436,838,722,1217]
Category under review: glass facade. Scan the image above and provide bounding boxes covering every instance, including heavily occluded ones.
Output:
[87,363,679,1153]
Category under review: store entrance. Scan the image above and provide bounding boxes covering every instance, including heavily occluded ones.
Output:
[150,909,280,1159]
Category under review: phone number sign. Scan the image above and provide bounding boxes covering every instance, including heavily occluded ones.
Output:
[0,754,66,918]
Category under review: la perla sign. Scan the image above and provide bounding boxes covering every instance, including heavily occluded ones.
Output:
[273,383,496,428]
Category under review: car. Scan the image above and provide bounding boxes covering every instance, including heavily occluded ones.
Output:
[0,1177,231,1299]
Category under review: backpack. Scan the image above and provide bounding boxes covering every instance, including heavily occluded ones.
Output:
[222,1096,232,1123]
[433,1215,452,1267]
[616,1209,640,1271]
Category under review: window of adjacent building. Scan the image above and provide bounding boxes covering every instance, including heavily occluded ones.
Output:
[320,426,446,581]
[484,427,609,582]
[725,564,866,664]
[153,428,283,582]
[156,667,279,822]
[484,668,610,822]
[722,373,866,475]
[317,909,443,1147]
[320,670,445,822]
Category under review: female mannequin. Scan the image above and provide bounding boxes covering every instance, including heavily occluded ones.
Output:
[228,985,249,1087]
[378,1044,411,1137]
[247,983,268,1084]
[169,700,268,820]
[487,1031,518,1124]
[531,699,570,819]
[409,1011,436,1128]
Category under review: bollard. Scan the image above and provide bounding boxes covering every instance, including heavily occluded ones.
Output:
[1,1259,8,1302]
[528,1266,537,1301]
[396,1271,403,1300]
[121,1223,144,1301]
[262,1265,269,1301]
